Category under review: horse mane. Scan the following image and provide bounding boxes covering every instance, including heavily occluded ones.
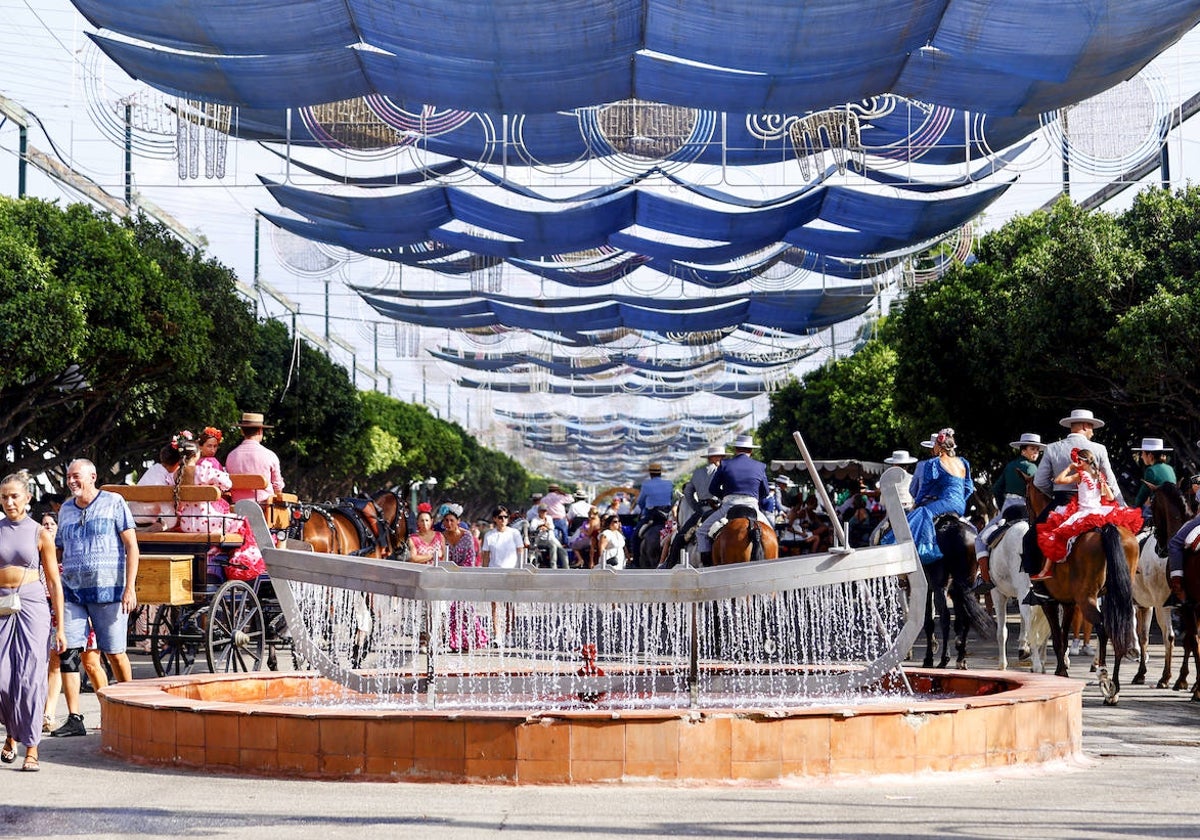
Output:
[1153,480,1188,545]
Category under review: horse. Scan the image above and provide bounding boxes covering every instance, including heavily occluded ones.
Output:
[711,504,779,565]
[919,513,996,669]
[984,516,1048,672]
[369,487,410,561]
[1175,542,1200,702]
[1025,480,1139,704]
[638,507,671,568]
[1131,482,1185,688]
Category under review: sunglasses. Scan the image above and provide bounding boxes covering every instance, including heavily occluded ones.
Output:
[494,514,509,520]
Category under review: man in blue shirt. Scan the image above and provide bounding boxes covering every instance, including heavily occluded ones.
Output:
[696,435,777,564]
[633,463,674,557]
[51,459,139,738]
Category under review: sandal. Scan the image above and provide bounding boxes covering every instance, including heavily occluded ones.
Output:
[20,755,39,772]
[1,741,15,764]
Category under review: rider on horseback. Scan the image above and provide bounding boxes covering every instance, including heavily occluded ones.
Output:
[974,432,1044,593]
[633,462,674,557]
[665,444,726,565]
[881,429,971,564]
[695,435,777,566]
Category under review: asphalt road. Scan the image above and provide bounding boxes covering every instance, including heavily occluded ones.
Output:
[3,633,1199,840]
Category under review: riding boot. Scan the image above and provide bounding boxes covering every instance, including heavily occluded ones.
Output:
[700,550,712,567]
[1167,574,1186,606]
[973,555,994,593]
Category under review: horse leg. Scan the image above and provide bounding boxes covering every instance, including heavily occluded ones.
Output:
[922,589,936,668]
[935,588,952,669]
[951,589,971,669]
[1131,605,1149,685]
[993,591,1009,670]
[1154,605,1174,689]
[1043,601,1069,678]
[1015,594,1034,663]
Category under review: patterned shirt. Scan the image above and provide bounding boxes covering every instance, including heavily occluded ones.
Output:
[55,490,136,604]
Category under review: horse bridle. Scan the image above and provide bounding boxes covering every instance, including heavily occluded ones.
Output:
[375,487,409,557]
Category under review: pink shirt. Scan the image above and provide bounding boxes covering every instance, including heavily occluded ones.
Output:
[540,491,572,519]
[225,439,285,502]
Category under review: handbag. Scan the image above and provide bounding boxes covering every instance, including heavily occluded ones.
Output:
[0,592,21,616]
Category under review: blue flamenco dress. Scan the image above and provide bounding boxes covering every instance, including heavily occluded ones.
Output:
[884,459,971,564]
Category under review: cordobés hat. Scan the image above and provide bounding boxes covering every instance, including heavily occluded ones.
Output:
[730,434,759,450]
[883,449,918,465]
[1059,408,1105,429]
[704,444,727,458]
[919,435,936,449]
[1133,437,1172,452]
[237,412,273,429]
[1010,432,1045,450]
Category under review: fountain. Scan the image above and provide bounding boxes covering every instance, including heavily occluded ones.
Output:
[100,468,1081,782]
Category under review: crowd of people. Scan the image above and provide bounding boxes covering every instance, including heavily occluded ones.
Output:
[6,403,1199,772]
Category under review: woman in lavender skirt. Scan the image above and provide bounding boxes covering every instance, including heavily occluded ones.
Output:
[0,471,66,772]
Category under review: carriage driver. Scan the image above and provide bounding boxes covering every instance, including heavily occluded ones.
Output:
[695,434,778,566]
[973,432,1044,593]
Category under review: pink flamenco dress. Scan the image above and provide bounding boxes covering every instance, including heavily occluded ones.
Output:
[443,528,489,652]
[178,462,264,584]
[1036,471,1143,564]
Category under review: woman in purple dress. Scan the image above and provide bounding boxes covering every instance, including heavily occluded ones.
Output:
[441,506,489,651]
[0,471,66,772]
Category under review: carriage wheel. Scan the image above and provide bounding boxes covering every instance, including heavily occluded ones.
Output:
[205,580,266,673]
[150,605,201,677]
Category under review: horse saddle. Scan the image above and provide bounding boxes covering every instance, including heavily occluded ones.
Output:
[333,500,383,553]
[708,504,760,539]
[986,518,1024,552]
[339,497,381,538]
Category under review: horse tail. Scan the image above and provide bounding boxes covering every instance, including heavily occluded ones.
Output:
[940,518,996,641]
[1101,524,1137,660]
[749,518,763,564]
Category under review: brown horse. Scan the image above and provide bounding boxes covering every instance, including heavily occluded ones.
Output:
[300,488,410,559]
[712,505,779,565]
[1025,480,1139,704]
[1175,543,1200,702]
[302,505,372,556]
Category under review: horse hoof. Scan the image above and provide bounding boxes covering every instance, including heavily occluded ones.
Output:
[1192,692,1200,703]
[922,657,934,669]
[1090,662,1098,673]
[1017,647,1031,662]
[1156,679,1170,690]
[937,656,950,669]
[1173,680,1189,692]
[1103,693,1120,706]
[1097,669,1116,700]
[1130,673,1145,686]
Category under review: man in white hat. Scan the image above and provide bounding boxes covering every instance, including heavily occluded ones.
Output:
[695,434,776,565]
[972,433,1045,592]
[1024,409,1123,597]
[225,412,285,504]
[665,444,727,565]
[882,449,918,510]
[1131,437,1175,511]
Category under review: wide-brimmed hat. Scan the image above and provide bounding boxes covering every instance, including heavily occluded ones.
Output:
[573,488,587,499]
[648,462,663,474]
[1059,408,1105,429]
[704,444,727,458]
[547,483,561,492]
[883,449,918,465]
[1133,437,1172,452]
[730,434,759,450]
[919,434,937,449]
[773,475,794,487]
[237,412,273,429]
[1010,432,1045,450]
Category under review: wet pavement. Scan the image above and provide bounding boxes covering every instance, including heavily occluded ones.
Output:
[3,632,1199,840]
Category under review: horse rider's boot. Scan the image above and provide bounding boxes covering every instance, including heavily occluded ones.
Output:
[700,551,713,567]
[1166,573,1186,607]
[973,555,995,593]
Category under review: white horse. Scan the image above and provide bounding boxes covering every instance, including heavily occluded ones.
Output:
[986,521,1049,673]
[1132,535,1177,689]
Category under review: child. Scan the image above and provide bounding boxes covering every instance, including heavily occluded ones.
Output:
[1033,448,1142,580]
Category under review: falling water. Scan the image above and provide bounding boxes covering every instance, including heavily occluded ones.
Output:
[281,572,914,712]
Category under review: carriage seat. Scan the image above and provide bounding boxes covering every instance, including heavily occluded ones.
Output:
[101,484,244,551]
[228,473,298,530]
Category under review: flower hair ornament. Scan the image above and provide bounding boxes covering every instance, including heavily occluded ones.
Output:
[201,426,223,444]
[416,502,433,514]
[170,430,195,450]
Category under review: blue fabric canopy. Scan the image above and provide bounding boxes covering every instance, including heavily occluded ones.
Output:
[80,1,1200,116]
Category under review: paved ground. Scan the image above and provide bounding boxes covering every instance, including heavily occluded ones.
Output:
[4,630,1199,840]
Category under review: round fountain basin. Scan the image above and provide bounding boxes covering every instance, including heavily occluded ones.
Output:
[100,669,1080,783]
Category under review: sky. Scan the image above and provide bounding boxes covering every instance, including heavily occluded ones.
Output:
[3,2,1200,481]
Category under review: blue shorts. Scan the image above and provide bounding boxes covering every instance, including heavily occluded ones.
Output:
[63,600,126,654]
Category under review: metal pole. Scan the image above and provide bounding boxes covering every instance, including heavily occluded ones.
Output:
[124,102,133,208]
[17,124,26,197]
[792,430,850,551]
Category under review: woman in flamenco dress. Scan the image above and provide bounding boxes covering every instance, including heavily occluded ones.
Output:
[1033,447,1144,580]
[884,428,971,564]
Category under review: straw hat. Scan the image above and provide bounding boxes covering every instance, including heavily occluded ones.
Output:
[1133,437,1172,452]
[1009,432,1045,450]
[730,434,759,450]
[883,449,918,465]
[1059,408,1105,429]
[236,412,273,429]
[648,463,663,474]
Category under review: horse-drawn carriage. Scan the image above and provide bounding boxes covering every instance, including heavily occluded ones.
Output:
[107,475,295,675]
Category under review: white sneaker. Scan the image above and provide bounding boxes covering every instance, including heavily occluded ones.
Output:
[1069,639,1081,656]
[1080,643,1096,657]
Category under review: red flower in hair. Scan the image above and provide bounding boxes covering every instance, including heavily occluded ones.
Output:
[202,426,223,444]
[1070,447,1081,464]
[417,502,432,514]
